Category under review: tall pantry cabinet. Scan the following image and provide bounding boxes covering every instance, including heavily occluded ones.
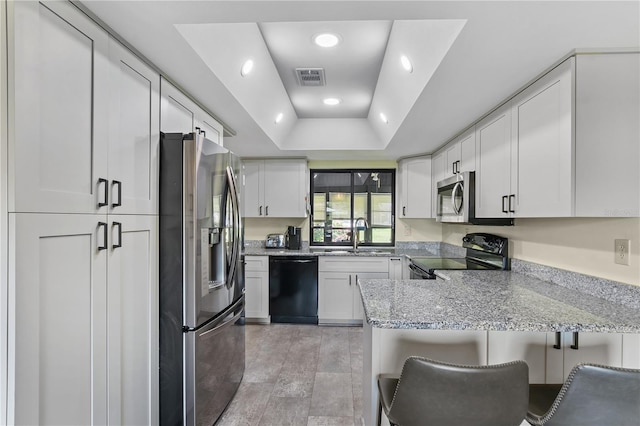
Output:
[6,2,158,425]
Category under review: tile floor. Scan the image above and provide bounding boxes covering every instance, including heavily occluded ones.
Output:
[217,324,364,426]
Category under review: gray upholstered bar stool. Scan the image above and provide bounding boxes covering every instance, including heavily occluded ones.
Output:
[526,363,640,425]
[376,356,529,426]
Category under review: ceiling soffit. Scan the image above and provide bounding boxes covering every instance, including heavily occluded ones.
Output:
[176,19,466,151]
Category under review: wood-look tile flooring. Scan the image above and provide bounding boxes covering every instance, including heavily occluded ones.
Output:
[217,324,364,426]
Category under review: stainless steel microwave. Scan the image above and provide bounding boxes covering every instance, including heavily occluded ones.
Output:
[436,171,513,225]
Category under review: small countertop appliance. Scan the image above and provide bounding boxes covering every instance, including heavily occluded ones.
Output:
[286,226,302,250]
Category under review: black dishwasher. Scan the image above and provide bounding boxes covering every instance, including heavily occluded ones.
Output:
[269,256,318,324]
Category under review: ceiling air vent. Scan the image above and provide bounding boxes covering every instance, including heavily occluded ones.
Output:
[295,68,326,87]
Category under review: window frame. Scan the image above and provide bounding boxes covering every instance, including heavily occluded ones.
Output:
[309,168,395,248]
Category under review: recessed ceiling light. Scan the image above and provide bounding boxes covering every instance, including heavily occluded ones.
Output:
[241,59,254,77]
[400,55,413,73]
[379,113,389,124]
[314,33,340,48]
[275,113,284,124]
[323,98,341,106]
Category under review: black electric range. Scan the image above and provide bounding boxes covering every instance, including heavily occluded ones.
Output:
[409,233,509,279]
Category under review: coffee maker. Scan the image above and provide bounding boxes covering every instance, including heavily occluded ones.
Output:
[286,226,302,250]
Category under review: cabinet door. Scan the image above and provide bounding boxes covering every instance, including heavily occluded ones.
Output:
[475,104,512,218]
[431,151,445,217]
[107,215,158,426]
[459,128,476,173]
[488,331,547,384]
[352,272,388,321]
[444,141,460,178]
[160,78,195,134]
[108,40,160,215]
[244,256,269,319]
[194,109,223,147]
[11,1,109,214]
[242,160,264,218]
[9,213,107,425]
[511,58,574,217]
[388,257,404,280]
[263,159,307,218]
[398,156,431,219]
[318,272,353,321]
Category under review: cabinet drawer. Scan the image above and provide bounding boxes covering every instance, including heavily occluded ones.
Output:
[319,256,388,273]
[245,256,268,272]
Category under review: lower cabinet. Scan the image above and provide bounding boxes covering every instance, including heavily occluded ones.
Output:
[9,213,158,425]
[244,256,269,322]
[318,257,389,325]
[488,331,627,384]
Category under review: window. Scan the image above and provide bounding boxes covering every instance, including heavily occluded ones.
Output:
[310,170,395,247]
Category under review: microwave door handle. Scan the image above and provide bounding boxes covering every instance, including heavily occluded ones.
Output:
[451,182,463,215]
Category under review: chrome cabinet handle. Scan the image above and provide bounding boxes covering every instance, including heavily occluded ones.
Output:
[98,178,108,207]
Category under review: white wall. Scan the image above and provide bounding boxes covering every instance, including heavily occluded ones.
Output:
[443,218,640,286]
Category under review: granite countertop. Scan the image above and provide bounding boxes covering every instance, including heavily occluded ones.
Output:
[242,244,444,258]
[357,270,640,333]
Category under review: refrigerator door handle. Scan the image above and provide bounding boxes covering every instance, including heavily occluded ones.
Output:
[226,166,241,288]
[184,294,244,334]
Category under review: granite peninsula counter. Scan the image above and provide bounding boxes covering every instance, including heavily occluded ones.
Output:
[358,270,640,426]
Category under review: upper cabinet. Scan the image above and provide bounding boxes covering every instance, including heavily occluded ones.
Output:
[574,53,639,217]
[242,159,308,218]
[9,1,160,215]
[397,156,432,219]
[107,40,160,215]
[160,78,223,146]
[10,1,110,214]
[471,52,638,219]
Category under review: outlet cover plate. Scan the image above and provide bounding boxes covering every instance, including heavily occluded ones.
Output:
[614,239,630,265]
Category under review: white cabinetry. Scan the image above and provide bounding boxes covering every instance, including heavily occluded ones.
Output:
[242,159,307,218]
[397,156,431,219]
[575,53,640,217]
[160,78,223,146]
[108,39,160,215]
[7,2,160,424]
[509,58,574,217]
[488,331,624,384]
[244,256,269,322]
[388,257,404,280]
[475,103,512,218]
[431,151,445,217]
[10,0,109,214]
[318,257,388,324]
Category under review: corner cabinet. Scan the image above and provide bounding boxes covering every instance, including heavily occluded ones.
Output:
[397,156,432,219]
[242,159,308,218]
[318,257,388,325]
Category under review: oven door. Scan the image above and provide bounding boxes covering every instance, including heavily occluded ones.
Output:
[436,172,473,223]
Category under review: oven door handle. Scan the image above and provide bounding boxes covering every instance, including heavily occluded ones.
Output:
[451,182,464,215]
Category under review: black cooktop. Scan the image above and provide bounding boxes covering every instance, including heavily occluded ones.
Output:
[409,257,495,272]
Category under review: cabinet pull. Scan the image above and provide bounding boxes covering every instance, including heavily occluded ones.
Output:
[195,126,201,134]
[349,275,352,286]
[508,194,516,213]
[502,195,508,213]
[112,222,122,249]
[553,331,562,349]
[402,206,406,216]
[112,180,122,207]
[202,130,206,137]
[259,206,263,216]
[98,222,108,251]
[265,206,269,216]
[98,178,109,207]
[570,332,579,350]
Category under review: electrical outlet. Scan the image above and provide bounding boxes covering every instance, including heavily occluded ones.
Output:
[614,239,630,265]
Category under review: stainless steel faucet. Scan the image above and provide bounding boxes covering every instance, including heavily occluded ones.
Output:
[353,217,369,251]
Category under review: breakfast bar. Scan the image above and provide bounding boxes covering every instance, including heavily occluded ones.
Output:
[358,270,640,426]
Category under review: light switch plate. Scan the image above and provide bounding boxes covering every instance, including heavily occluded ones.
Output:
[614,239,630,265]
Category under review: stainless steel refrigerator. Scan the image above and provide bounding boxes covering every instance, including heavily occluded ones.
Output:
[159,132,245,426]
